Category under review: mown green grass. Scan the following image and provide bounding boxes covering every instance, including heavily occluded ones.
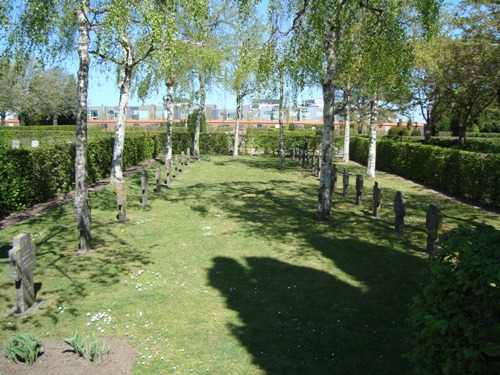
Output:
[1,155,498,374]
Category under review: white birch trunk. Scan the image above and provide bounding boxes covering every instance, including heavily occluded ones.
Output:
[366,96,379,178]
[193,72,205,161]
[165,78,174,182]
[316,26,338,221]
[111,42,133,184]
[233,92,241,157]
[278,68,285,169]
[75,2,92,252]
[342,86,351,162]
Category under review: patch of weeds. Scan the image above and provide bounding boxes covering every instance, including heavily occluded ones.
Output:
[3,333,42,365]
[199,155,211,162]
[63,331,109,362]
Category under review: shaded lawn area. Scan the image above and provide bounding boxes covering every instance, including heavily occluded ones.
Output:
[0,156,498,374]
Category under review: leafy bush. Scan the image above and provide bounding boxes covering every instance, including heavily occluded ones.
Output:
[387,126,409,138]
[406,224,500,375]
[3,333,42,365]
[411,129,422,137]
[63,331,109,362]
[349,137,500,208]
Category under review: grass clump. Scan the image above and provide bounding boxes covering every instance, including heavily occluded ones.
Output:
[63,331,109,362]
[3,333,42,365]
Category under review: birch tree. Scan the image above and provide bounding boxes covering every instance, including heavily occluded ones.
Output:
[91,0,175,184]
[7,0,118,251]
[277,0,440,221]
[224,12,265,156]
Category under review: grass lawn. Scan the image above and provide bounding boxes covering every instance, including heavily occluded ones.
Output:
[1,155,498,374]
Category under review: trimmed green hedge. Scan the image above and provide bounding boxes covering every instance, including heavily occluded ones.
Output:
[0,130,235,215]
[0,132,165,216]
[246,129,321,154]
[428,138,500,154]
[350,137,500,208]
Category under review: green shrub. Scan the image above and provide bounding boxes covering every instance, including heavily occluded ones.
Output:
[63,331,109,362]
[411,129,422,136]
[3,333,42,365]
[406,224,500,375]
[387,126,409,138]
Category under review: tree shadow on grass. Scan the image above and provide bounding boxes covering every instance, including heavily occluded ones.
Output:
[208,239,426,374]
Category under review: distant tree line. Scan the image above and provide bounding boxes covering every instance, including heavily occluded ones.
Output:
[0,59,77,126]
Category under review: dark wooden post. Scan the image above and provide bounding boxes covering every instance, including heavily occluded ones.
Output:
[355,174,363,205]
[372,181,382,218]
[426,203,442,254]
[394,191,406,234]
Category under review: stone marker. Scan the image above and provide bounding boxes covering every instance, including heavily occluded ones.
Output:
[186,148,191,166]
[174,156,179,179]
[165,160,172,186]
[394,191,406,234]
[355,174,363,205]
[155,163,162,193]
[426,203,442,254]
[372,181,382,218]
[342,169,349,196]
[331,164,338,192]
[31,140,39,147]
[180,151,185,173]
[141,170,149,205]
[9,233,36,314]
[116,182,128,222]
[12,140,20,149]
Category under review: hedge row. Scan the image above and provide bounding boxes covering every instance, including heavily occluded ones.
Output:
[0,132,164,216]
[246,129,322,154]
[0,131,235,216]
[349,137,500,208]
[427,138,500,154]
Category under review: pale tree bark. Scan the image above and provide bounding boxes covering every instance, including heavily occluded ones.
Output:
[342,84,351,162]
[278,68,285,169]
[164,77,174,183]
[110,41,133,184]
[366,96,379,178]
[233,91,242,157]
[53,114,58,126]
[316,25,338,221]
[75,2,92,252]
[193,72,205,160]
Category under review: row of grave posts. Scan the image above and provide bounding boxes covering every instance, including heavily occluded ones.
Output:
[292,146,323,177]
[116,148,191,223]
[332,165,443,253]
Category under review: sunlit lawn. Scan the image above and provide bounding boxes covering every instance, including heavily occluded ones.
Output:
[1,155,498,374]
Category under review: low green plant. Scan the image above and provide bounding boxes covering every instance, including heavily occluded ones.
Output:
[406,224,500,374]
[3,333,42,365]
[63,331,109,362]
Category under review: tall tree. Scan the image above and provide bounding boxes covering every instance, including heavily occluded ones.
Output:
[278,0,440,221]
[8,0,112,251]
[92,0,175,183]
[224,8,265,156]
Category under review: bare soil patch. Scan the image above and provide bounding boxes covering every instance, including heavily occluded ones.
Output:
[0,338,138,375]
